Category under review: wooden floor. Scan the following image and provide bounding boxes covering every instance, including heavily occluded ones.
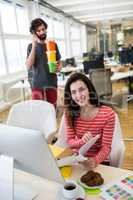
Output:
[0,80,133,170]
[112,81,133,170]
[119,101,133,170]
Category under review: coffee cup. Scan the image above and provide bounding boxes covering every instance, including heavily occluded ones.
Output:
[48,62,56,73]
[46,40,56,51]
[62,181,79,199]
[46,51,56,62]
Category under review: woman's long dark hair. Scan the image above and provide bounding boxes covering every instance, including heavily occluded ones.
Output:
[64,73,100,128]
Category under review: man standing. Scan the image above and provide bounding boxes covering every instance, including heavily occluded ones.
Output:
[26,18,61,107]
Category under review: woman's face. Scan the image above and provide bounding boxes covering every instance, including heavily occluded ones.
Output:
[70,80,90,107]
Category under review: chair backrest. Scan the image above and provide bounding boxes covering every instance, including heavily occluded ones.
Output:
[55,113,68,148]
[7,100,57,141]
[109,113,125,167]
[56,113,125,168]
[89,68,112,97]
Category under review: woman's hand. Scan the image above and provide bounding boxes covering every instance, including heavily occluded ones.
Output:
[80,158,97,170]
[82,132,93,143]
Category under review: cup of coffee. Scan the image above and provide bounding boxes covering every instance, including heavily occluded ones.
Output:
[62,181,78,199]
[46,40,56,51]
[48,62,56,73]
[46,51,56,62]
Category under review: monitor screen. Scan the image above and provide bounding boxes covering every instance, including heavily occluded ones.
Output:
[83,53,104,74]
[65,57,76,67]
[0,124,65,185]
[82,52,88,57]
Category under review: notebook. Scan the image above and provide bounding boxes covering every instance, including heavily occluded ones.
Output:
[57,134,100,167]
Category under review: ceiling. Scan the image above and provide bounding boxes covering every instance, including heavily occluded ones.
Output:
[43,0,133,28]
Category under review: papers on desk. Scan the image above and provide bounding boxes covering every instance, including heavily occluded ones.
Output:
[57,134,100,167]
[100,173,133,200]
[49,145,65,158]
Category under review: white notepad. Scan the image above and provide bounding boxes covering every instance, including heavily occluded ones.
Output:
[57,134,100,167]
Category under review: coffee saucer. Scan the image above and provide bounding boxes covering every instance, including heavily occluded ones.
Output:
[56,184,85,200]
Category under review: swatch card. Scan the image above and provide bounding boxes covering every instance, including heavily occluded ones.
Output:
[101,173,133,200]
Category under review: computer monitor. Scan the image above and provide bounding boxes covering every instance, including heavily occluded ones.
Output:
[83,53,104,74]
[0,124,65,185]
[65,57,76,67]
[82,52,88,58]
[107,51,113,58]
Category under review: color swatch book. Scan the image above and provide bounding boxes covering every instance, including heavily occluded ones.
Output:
[100,173,133,200]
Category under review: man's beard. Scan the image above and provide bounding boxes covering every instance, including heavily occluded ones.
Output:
[37,33,47,41]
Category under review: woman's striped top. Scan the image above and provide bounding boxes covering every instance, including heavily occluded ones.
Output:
[64,105,115,165]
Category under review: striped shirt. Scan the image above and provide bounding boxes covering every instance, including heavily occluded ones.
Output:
[64,105,115,165]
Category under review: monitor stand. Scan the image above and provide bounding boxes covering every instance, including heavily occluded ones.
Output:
[0,155,38,200]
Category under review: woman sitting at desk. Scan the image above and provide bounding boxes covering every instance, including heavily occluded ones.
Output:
[64,73,115,169]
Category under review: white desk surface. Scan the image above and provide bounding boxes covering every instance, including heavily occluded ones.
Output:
[111,70,133,82]
[11,80,30,89]
[14,164,132,200]
[61,65,83,73]
[58,70,133,87]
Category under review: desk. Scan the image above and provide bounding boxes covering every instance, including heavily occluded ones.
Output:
[10,80,31,101]
[61,65,83,74]
[58,70,133,88]
[111,71,133,82]
[14,165,132,200]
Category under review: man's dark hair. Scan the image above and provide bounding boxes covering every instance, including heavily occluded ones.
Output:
[30,18,48,34]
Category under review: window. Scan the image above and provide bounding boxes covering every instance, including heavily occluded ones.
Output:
[0,40,6,76]
[71,41,81,57]
[41,15,53,38]
[53,20,64,39]
[16,3,29,35]
[0,0,17,34]
[20,39,30,68]
[56,40,66,59]
[71,26,80,40]
[5,39,22,73]
[70,25,81,56]
[53,20,65,58]
[0,0,30,76]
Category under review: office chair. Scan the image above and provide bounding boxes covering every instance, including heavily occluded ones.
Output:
[109,113,125,167]
[55,113,125,168]
[89,68,126,108]
[6,100,57,143]
[89,68,115,106]
[89,68,112,98]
